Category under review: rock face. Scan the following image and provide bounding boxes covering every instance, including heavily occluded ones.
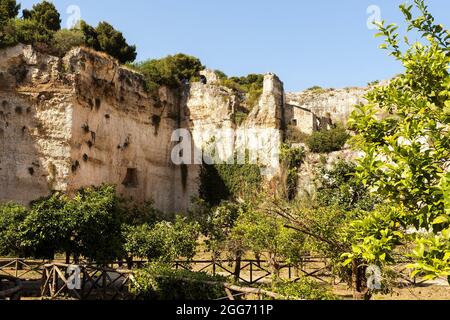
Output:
[0,45,367,211]
[0,45,190,211]
[285,87,368,134]
[0,45,287,210]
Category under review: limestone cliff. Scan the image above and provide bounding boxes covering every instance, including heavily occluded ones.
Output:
[0,45,369,211]
[0,45,287,210]
[285,87,368,134]
[0,44,191,211]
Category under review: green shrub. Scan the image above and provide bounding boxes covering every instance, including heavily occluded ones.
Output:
[307,125,350,153]
[22,1,61,32]
[213,69,227,80]
[271,278,338,300]
[93,22,137,64]
[123,217,200,263]
[0,3,136,64]
[220,73,264,109]
[199,155,262,206]
[0,0,20,24]
[52,28,85,56]
[132,263,226,300]
[316,160,378,211]
[133,53,204,91]
[1,18,53,48]
[0,203,28,257]
[234,110,249,126]
[280,144,305,200]
[285,126,310,144]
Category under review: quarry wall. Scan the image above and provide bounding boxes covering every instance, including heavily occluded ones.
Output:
[0,45,369,212]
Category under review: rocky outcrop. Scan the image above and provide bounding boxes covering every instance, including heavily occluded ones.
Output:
[0,45,368,211]
[285,87,368,134]
[0,44,191,212]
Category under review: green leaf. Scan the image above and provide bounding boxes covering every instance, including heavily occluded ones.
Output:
[432,216,450,225]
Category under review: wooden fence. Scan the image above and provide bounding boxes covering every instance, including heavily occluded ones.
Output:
[0,258,48,279]
[41,263,134,300]
[41,263,294,301]
[173,256,333,285]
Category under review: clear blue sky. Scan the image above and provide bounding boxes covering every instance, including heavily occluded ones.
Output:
[19,0,450,92]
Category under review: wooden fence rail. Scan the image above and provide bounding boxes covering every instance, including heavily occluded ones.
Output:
[41,263,134,300]
[1,256,335,286]
[0,259,48,279]
[173,257,334,285]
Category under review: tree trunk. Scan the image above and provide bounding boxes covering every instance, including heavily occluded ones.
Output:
[234,253,242,282]
[126,256,134,270]
[352,260,372,300]
[269,254,281,284]
[255,253,262,267]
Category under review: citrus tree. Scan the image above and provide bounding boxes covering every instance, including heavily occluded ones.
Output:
[347,0,450,285]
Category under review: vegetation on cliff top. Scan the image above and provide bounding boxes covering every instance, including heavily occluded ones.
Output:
[0,0,137,63]
[132,54,205,91]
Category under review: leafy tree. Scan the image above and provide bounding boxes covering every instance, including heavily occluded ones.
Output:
[123,217,199,263]
[63,185,126,263]
[196,201,241,260]
[52,28,85,56]
[307,124,350,153]
[22,0,61,32]
[0,203,28,257]
[19,185,126,263]
[348,0,450,285]
[134,53,204,91]
[231,208,306,280]
[0,17,53,48]
[199,153,262,206]
[78,20,137,63]
[79,20,99,49]
[280,144,305,200]
[94,22,137,64]
[0,0,20,24]
[20,193,71,259]
[316,160,378,211]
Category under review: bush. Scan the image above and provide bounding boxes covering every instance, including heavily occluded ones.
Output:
[307,125,350,153]
[20,192,71,259]
[22,0,61,32]
[280,144,305,200]
[133,53,204,91]
[93,22,137,64]
[132,263,226,300]
[220,73,264,109]
[62,185,126,263]
[123,217,200,263]
[316,160,378,211]
[0,0,20,24]
[52,28,85,56]
[0,203,28,257]
[199,157,262,206]
[285,125,310,144]
[1,18,53,49]
[0,3,136,64]
[271,278,338,300]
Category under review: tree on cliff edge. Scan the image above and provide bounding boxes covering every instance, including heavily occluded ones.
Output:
[22,0,61,32]
[0,0,20,24]
[80,20,137,64]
